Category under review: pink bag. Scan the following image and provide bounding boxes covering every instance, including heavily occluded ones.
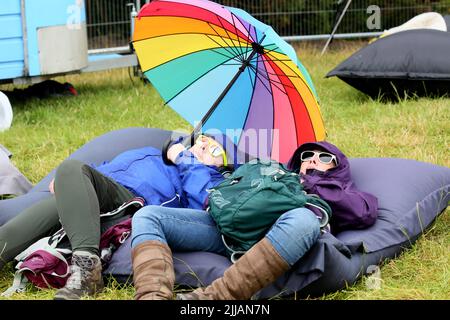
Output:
[19,248,71,289]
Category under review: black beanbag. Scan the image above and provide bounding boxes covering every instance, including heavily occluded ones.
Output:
[326,29,450,100]
[0,128,449,298]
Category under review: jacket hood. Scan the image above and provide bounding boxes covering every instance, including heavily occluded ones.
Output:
[287,141,352,184]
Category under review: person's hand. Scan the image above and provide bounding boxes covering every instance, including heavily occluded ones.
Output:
[49,178,55,194]
[167,143,186,164]
[299,172,305,184]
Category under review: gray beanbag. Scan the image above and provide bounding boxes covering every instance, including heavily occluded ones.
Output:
[326,29,450,100]
[0,145,32,197]
[0,127,448,298]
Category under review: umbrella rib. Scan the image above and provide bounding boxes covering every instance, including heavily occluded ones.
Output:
[137,2,250,43]
[254,45,305,78]
[141,46,237,74]
[238,64,259,148]
[214,16,247,61]
[263,51,318,99]
[231,13,246,59]
[205,34,247,63]
[259,43,301,63]
[209,45,244,63]
[246,62,257,91]
[134,26,241,56]
[156,2,252,45]
[254,57,311,149]
[250,65,289,98]
[238,58,278,148]
[222,62,250,66]
[256,57,301,80]
[260,44,282,55]
[258,53,301,157]
[257,58,295,62]
[238,13,254,58]
[247,63,274,96]
[254,55,273,95]
[257,54,302,80]
[263,51,303,79]
[206,22,244,60]
[258,56,305,148]
[229,12,248,59]
[249,63,278,87]
[257,44,299,64]
[249,63,291,94]
[132,30,238,44]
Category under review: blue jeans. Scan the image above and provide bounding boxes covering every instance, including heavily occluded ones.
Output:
[131,206,320,266]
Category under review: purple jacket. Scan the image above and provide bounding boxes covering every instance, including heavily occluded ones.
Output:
[287,141,378,234]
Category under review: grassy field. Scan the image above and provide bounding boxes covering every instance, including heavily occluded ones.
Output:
[0,41,448,300]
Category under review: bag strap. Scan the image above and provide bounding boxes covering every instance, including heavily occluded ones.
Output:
[304,193,332,228]
[221,235,247,264]
[1,272,28,297]
[306,201,330,227]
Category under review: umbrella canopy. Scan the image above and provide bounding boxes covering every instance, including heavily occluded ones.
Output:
[133,0,326,163]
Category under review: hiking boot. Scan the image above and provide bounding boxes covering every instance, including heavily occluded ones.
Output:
[54,250,104,300]
[131,240,175,300]
[176,238,289,300]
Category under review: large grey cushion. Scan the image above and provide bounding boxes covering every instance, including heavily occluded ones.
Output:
[0,145,32,197]
[1,127,448,298]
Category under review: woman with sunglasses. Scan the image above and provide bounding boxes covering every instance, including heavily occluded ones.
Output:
[131,140,378,300]
[0,133,237,300]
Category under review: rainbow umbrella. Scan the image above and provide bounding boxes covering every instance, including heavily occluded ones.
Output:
[133,0,326,163]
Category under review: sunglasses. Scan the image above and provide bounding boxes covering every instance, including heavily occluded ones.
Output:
[195,135,227,166]
[300,151,337,165]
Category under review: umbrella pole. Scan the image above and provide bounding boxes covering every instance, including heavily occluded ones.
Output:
[186,37,267,146]
[183,64,247,146]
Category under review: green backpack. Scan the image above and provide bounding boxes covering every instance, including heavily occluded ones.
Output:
[207,159,332,261]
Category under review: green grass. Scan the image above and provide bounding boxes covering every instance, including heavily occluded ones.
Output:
[0,41,449,300]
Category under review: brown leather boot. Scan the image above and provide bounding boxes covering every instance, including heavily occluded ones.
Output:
[131,240,174,300]
[177,237,289,300]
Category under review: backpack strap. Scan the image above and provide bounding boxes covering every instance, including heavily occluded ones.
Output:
[14,236,53,261]
[304,193,332,228]
[221,235,247,264]
[1,271,28,297]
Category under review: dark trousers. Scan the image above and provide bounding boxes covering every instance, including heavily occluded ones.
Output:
[0,159,134,266]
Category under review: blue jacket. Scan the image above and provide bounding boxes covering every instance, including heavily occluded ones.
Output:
[94,147,225,209]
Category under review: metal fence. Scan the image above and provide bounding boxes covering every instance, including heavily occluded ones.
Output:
[86,0,142,50]
[85,0,450,51]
